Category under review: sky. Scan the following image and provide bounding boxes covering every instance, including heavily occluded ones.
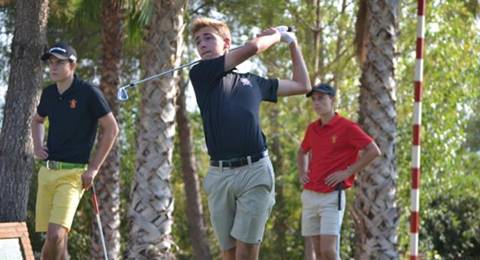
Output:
[0,10,11,116]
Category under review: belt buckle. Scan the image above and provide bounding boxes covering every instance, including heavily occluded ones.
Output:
[240,157,248,166]
[47,160,61,170]
[224,160,233,168]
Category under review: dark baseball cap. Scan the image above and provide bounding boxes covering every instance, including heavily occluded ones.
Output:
[306,83,336,97]
[41,42,77,62]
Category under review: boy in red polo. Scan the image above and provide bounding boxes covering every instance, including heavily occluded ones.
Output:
[297,83,381,259]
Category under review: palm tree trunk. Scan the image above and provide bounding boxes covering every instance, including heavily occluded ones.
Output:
[268,107,289,259]
[352,0,399,258]
[175,74,212,260]
[0,0,48,222]
[332,0,348,87]
[91,0,122,259]
[312,0,326,83]
[127,0,187,259]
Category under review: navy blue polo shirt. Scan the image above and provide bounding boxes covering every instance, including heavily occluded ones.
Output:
[37,75,111,163]
[189,55,278,160]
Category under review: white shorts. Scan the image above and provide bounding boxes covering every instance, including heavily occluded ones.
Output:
[301,189,345,236]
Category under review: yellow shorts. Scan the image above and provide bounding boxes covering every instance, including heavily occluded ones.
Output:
[35,166,85,232]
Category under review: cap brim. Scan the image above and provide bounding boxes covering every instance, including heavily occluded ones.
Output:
[41,53,50,61]
[41,52,69,61]
[306,89,334,98]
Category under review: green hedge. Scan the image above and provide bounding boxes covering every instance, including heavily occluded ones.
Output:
[422,174,480,258]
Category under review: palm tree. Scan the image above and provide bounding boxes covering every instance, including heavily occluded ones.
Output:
[0,0,48,221]
[90,0,123,259]
[352,0,399,258]
[127,0,187,258]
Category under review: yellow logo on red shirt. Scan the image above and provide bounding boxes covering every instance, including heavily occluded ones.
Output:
[69,99,77,109]
[331,135,337,144]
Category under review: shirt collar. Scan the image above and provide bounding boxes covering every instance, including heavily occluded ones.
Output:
[317,112,340,127]
[58,74,80,96]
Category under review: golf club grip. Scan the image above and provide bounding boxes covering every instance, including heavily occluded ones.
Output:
[92,192,100,214]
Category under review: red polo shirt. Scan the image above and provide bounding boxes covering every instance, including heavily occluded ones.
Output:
[300,113,373,193]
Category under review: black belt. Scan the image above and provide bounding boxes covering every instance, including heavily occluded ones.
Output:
[336,183,344,211]
[210,150,268,168]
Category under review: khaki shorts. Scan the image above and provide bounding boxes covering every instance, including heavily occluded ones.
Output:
[35,166,85,232]
[203,157,275,250]
[301,189,345,236]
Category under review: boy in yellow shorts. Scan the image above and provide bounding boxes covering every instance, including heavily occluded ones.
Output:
[31,42,119,259]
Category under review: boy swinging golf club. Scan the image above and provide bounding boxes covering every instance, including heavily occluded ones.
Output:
[189,17,311,260]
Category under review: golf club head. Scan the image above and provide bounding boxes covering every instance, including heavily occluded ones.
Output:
[117,87,129,101]
[276,26,295,33]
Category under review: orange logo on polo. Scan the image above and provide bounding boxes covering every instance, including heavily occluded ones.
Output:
[69,99,77,109]
[331,135,337,144]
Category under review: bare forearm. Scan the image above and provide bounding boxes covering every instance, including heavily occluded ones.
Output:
[297,148,311,185]
[297,150,308,176]
[31,121,45,148]
[88,129,117,171]
[225,32,280,71]
[325,142,381,187]
[289,43,311,92]
[348,142,381,174]
[251,33,281,54]
[31,114,49,159]
[276,43,311,96]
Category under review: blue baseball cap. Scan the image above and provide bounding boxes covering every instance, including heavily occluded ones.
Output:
[41,42,77,63]
[306,83,336,97]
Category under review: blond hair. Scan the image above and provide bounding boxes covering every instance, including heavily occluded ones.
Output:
[191,17,231,42]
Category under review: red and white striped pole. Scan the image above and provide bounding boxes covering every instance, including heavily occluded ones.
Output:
[410,0,425,259]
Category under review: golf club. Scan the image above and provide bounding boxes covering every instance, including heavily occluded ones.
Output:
[92,185,109,260]
[116,26,294,101]
[117,59,199,101]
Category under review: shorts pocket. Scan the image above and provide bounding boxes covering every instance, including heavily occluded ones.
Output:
[324,190,340,209]
[203,172,215,195]
[259,159,275,192]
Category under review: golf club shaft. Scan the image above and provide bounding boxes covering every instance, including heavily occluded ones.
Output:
[92,186,109,260]
[119,45,243,90]
[122,59,200,89]
[118,26,294,95]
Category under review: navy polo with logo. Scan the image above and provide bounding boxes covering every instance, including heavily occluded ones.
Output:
[189,55,278,160]
[37,75,111,163]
